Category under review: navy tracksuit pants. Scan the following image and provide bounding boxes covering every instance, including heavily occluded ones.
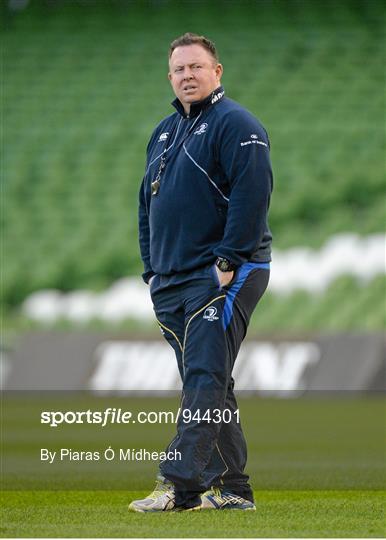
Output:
[150,261,270,509]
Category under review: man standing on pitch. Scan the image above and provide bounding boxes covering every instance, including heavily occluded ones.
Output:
[131,33,273,512]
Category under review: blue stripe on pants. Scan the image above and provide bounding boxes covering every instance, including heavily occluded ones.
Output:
[223,262,270,330]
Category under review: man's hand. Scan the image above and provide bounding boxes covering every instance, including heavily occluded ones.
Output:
[215,266,234,288]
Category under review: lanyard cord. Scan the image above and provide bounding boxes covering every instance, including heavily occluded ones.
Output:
[151,111,203,196]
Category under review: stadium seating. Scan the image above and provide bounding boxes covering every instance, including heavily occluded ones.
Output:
[3,0,385,331]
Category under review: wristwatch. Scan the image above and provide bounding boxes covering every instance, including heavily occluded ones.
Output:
[215,257,237,272]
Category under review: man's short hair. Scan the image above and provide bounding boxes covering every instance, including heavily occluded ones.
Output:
[169,32,219,63]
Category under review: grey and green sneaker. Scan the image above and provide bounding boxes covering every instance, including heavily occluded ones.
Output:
[128,477,175,512]
[201,487,256,510]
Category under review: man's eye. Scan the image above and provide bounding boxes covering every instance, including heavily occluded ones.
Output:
[175,68,183,73]
[193,65,202,69]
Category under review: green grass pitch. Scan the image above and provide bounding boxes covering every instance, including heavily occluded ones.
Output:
[1,395,385,537]
[1,490,384,537]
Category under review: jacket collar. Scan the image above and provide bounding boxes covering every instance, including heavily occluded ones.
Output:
[172,86,225,118]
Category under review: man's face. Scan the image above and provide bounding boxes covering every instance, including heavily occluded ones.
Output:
[168,44,223,113]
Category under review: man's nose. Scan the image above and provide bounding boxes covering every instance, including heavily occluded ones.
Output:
[183,68,194,80]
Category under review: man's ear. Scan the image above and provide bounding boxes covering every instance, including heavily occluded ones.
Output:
[215,63,223,81]
[168,72,172,81]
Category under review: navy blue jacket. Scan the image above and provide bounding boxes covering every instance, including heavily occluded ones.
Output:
[139,86,273,283]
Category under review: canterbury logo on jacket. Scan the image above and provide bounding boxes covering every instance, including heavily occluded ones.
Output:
[139,86,273,283]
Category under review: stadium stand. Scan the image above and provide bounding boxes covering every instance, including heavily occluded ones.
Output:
[3,0,385,332]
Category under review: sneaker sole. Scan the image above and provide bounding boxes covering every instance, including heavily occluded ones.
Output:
[128,503,201,513]
[128,502,175,513]
[201,504,256,511]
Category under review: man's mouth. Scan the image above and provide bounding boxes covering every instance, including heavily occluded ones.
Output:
[183,85,197,91]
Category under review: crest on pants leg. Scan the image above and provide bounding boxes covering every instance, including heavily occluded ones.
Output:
[203,306,219,321]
